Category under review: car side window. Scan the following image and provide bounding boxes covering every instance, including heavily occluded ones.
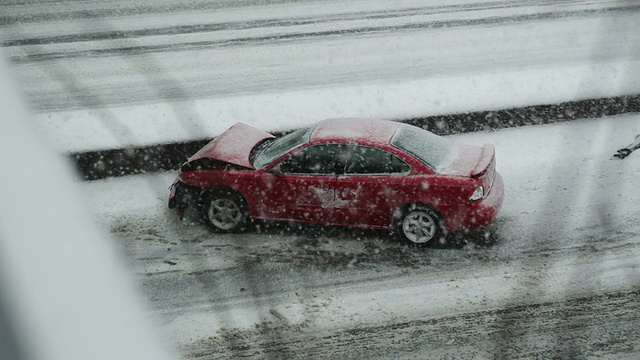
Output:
[277,144,344,175]
[344,145,410,175]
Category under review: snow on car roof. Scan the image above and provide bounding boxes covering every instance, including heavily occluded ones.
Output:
[310,118,401,145]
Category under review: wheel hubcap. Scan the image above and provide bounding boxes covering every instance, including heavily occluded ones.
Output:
[402,211,436,244]
[208,198,242,230]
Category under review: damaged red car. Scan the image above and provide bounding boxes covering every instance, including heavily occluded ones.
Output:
[169,118,504,246]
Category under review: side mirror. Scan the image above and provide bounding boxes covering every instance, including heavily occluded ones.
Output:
[270,165,283,177]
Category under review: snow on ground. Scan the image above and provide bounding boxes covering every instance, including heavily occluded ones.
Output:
[3,0,640,152]
[82,113,640,357]
[5,0,640,356]
[34,59,640,153]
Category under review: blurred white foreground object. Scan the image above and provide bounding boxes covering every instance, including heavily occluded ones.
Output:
[0,51,174,360]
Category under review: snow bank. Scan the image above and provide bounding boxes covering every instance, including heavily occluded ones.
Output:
[38,60,640,153]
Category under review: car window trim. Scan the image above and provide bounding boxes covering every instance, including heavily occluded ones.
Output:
[277,172,338,177]
[253,125,316,169]
[337,170,411,178]
[389,145,436,172]
[342,144,413,176]
[272,142,346,176]
[389,125,453,172]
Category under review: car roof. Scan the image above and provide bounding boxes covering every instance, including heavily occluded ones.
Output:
[310,118,402,146]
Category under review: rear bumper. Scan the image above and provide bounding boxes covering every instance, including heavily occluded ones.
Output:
[459,172,504,230]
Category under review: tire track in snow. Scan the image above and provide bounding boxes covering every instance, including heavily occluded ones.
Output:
[7,3,640,64]
[0,0,586,26]
[0,0,328,26]
[186,289,640,359]
[0,0,577,45]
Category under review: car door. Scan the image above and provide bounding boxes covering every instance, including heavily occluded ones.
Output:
[256,144,344,224]
[334,145,413,228]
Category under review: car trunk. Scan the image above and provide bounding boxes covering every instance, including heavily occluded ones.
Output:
[442,144,497,196]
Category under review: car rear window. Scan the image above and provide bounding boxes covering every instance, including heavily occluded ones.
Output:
[390,124,455,172]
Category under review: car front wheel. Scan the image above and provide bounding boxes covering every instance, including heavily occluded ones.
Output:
[201,191,248,232]
[397,205,446,247]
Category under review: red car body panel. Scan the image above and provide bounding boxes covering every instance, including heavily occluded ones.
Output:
[255,173,337,224]
[188,122,274,169]
[170,118,504,233]
[333,174,415,228]
[443,144,494,177]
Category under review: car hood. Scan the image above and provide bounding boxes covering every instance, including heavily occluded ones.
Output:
[188,123,275,169]
[440,144,495,177]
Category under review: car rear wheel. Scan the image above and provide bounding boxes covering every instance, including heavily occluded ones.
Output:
[396,205,446,247]
[201,190,248,232]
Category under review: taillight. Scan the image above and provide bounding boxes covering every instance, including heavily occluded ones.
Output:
[469,186,484,202]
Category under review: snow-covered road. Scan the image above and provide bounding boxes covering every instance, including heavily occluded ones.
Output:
[5,0,640,111]
[3,0,640,152]
[84,114,640,358]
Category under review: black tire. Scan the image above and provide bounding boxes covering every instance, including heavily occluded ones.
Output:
[200,189,249,232]
[395,204,446,247]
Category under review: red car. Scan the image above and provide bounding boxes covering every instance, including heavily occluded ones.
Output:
[168,118,504,246]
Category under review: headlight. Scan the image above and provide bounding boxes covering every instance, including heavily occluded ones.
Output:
[469,186,484,201]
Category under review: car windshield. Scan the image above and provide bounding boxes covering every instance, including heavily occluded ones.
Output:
[252,125,315,169]
[390,124,456,172]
